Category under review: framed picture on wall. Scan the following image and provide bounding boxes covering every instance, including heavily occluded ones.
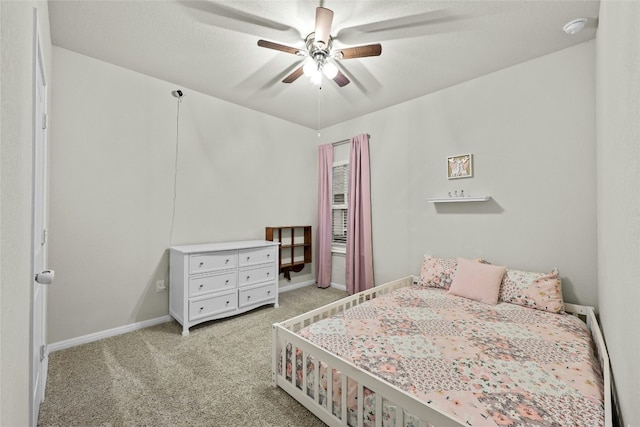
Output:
[447,154,473,179]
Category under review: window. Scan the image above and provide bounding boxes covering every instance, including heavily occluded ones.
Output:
[332,161,348,253]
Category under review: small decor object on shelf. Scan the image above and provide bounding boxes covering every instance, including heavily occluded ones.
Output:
[447,153,473,179]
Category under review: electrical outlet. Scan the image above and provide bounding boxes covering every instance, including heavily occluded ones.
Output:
[156,280,166,292]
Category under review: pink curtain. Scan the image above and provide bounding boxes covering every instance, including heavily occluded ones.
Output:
[346,134,374,295]
[316,144,333,288]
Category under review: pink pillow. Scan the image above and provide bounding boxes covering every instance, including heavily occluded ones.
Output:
[448,258,506,305]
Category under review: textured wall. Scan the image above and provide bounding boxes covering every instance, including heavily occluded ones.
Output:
[596,1,640,424]
[48,48,317,343]
[319,43,598,307]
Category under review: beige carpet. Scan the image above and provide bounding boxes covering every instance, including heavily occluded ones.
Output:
[38,285,346,427]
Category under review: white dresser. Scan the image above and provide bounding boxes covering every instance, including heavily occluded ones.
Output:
[169,240,280,336]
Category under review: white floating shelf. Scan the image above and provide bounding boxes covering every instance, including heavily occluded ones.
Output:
[426,196,491,203]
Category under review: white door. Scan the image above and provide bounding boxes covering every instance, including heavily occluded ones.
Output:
[31,9,51,427]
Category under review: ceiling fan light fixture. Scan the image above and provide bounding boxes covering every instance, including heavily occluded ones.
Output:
[303,59,318,76]
[310,72,323,86]
[323,62,338,79]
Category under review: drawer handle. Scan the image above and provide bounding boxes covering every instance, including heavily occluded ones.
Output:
[246,256,250,261]
[200,306,204,311]
[267,253,270,258]
[199,284,204,288]
[267,290,271,295]
[225,279,229,284]
[226,301,230,305]
[225,259,229,264]
[246,275,250,280]
[247,295,251,299]
[266,272,270,276]
[199,262,204,267]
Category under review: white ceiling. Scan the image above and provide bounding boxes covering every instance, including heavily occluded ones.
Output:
[48,0,599,129]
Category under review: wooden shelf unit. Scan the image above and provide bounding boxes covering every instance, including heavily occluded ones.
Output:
[265,226,312,280]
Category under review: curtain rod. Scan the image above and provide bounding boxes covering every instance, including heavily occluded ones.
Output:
[332,134,370,147]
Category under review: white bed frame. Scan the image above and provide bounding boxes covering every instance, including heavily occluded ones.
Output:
[272,276,612,427]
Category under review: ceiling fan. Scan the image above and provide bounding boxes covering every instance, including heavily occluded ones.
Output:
[257,7,382,87]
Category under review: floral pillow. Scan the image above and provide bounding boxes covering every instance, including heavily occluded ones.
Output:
[418,255,457,290]
[499,268,564,313]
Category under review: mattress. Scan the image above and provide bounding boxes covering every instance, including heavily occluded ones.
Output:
[292,285,605,427]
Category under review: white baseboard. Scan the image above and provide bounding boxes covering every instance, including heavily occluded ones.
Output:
[278,279,316,293]
[49,281,347,353]
[330,282,346,291]
[48,315,172,353]
[279,280,347,293]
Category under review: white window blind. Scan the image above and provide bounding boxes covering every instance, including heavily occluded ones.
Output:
[332,162,348,249]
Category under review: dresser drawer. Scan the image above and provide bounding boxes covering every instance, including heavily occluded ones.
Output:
[238,246,276,267]
[189,250,236,274]
[239,283,277,308]
[238,264,276,287]
[188,271,236,297]
[189,291,237,321]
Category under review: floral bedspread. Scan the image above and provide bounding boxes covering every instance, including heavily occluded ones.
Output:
[296,286,604,427]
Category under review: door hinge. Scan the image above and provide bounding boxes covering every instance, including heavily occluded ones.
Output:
[40,345,46,362]
[41,229,47,246]
[42,113,47,130]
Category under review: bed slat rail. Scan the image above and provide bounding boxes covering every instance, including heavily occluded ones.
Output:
[551,303,612,427]
[274,325,463,426]
[272,276,463,427]
[277,276,414,333]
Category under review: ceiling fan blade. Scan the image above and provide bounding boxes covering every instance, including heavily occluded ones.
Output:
[258,40,303,55]
[182,1,300,43]
[333,70,350,87]
[336,10,462,44]
[314,7,334,48]
[336,44,382,60]
[282,66,304,84]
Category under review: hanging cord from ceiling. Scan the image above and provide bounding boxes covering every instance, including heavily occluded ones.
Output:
[169,89,184,245]
[317,85,322,137]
